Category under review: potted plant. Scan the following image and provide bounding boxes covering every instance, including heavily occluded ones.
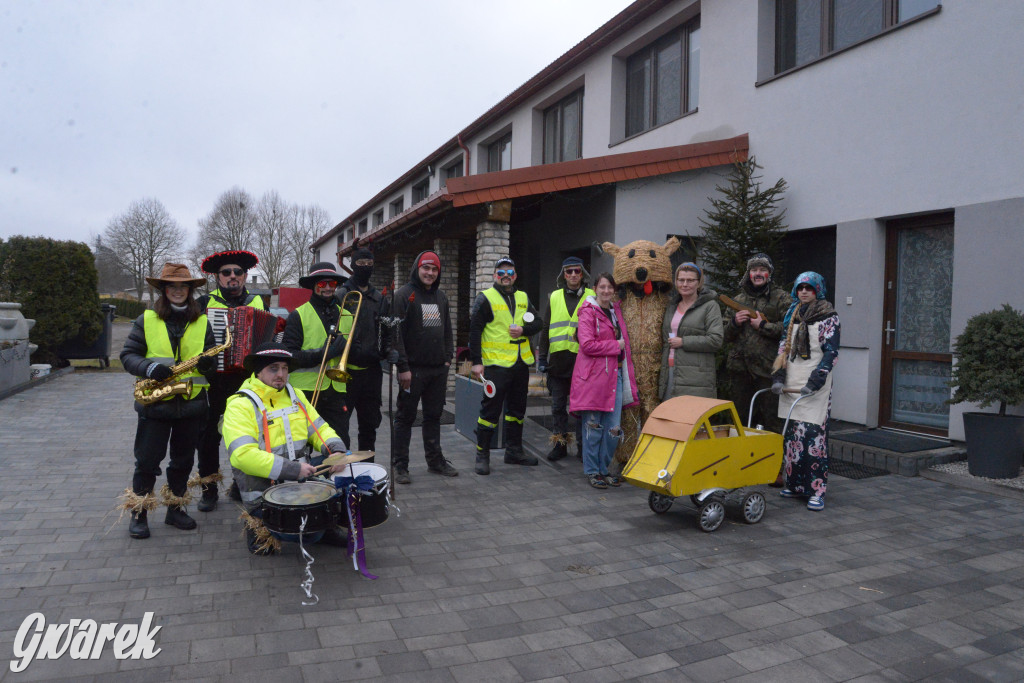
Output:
[949,304,1024,478]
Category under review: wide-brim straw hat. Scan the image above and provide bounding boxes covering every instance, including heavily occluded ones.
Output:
[201,250,259,274]
[145,263,208,288]
[299,262,346,289]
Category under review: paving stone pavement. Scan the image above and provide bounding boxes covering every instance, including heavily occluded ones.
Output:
[3,372,1024,682]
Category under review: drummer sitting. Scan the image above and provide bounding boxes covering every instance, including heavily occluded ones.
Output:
[224,341,350,555]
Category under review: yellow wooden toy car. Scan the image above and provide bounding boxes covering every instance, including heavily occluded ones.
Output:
[620,395,784,532]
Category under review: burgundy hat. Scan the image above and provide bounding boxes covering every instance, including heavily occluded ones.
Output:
[202,250,259,274]
[417,251,440,269]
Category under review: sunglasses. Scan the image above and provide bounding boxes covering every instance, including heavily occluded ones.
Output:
[563,268,582,275]
[496,269,515,277]
[220,268,245,276]
[315,280,339,288]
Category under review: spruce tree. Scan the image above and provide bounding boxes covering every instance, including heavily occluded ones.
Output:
[698,157,788,290]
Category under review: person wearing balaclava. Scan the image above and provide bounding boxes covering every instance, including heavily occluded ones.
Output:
[282,262,354,447]
[723,253,791,448]
[335,247,390,457]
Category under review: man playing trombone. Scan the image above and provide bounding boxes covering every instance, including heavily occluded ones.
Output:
[283,262,354,446]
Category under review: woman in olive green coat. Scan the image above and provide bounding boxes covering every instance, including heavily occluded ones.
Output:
[658,263,724,399]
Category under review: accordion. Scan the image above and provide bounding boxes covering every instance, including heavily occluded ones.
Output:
[207,307,286,372]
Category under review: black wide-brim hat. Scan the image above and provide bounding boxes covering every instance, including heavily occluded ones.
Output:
[201,250,259,274]
[243,342,297,373]
[299,262,347,289]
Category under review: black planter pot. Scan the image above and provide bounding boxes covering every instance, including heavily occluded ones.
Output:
[963,412,1024,479]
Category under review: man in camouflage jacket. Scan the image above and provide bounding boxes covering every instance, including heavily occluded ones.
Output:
[723,253,791,437]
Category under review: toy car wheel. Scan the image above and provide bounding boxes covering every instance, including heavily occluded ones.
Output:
[741,491,766,524]
[648,491,673,514]
[697,499,725,532]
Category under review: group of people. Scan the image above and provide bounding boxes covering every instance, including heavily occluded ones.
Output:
[119,245,839,555]
[534,253,840,510]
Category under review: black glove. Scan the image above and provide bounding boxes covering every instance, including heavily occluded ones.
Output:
[802,369,827,395]
[196,355,217,375]
[328,334,347,357]
[148,363,173,381]
[537,362,547,374]
[386,349,399,365]
[770,368,786,395]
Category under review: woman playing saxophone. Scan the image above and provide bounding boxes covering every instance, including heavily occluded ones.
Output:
[119,263,217,540]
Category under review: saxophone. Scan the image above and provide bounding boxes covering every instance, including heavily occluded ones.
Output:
[133,328,232,405]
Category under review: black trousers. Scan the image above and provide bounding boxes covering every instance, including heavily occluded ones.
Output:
[547,373,580,442]
[729,371,782,433]
[299,387,350,450]
[196,373,246,481]
[478,362,529,447]
[393,364,448,470]
[342,364,383,452]
[132,413,206,496]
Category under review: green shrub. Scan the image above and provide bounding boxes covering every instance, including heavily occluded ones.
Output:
[101,296,148,319]
[949,304,1024,415]
[0,236,102,364]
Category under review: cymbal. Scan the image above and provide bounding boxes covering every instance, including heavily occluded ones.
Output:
[321,450,375,467]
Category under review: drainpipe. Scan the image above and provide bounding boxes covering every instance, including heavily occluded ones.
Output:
[457,134,471,177]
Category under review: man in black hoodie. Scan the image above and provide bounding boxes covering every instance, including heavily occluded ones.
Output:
[335,248,389,457]
[390,250,457,484]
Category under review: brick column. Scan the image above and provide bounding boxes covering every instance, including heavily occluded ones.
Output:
[475,220,509,297]
[434,237,461,392]
[393,252,414,292]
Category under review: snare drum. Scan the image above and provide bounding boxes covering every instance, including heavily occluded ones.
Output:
[339,462,390,528]
[260,481,340,535]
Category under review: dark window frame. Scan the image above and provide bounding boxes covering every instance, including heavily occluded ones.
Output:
[441,158,464,187]
[389,197,404,218]
[357,218,368,236]
[487,133,512,173]
[372,209,384,227]
[774,0,940,75]
[624,17,700,139]
[543,89,584,164]
[412,178,430,204]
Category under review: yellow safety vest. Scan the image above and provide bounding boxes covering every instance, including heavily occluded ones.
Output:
[142,310,208,399]
[481,287,534,367]
[289,302,353,392]
[547,288,594,355]
[205,288,266,310]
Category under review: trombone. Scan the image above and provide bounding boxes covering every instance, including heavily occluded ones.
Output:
[310,290,363,406]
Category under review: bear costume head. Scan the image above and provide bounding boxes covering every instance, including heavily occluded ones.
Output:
[599,237,680,296]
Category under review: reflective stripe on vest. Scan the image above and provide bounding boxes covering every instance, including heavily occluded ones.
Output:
[289,302,353,392]
[237,385,305,463]
[142,310,207,399]
[480,287,534,367]
[548,288,593,354]
[205,289,266,310]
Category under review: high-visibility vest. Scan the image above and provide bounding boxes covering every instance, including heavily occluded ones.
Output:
[481,287,534,367]
[547,288,593,355]
[142,310,208,399]
[206,289,266,310]
[289,302,353,392]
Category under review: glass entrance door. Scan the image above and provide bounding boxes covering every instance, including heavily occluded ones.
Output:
[879,213,954,434]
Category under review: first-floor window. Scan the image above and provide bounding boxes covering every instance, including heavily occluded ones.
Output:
[625,17,700,138]
[543,89,583,164]
[487,133,512,172]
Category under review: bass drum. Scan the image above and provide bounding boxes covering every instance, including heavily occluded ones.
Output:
[260,480,339,534]
[339,462,390,528]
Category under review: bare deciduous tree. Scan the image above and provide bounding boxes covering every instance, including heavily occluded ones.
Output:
[91,233,135,293]
[195,187,256,258]
[101,198,186,297]
[290,204,331,282]
[251,190,294,289]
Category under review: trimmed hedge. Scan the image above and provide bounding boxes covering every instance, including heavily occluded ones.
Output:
[101,296,148,319]
[0,236,103,364]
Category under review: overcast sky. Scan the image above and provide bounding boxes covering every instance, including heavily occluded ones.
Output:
[1,0,632,247]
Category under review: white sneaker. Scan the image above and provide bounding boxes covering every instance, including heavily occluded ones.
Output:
[807,495,825,511]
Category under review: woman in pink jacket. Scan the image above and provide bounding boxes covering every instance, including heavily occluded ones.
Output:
[569,273,639,489]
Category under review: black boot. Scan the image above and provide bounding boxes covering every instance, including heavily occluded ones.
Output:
[546,435,568,462]
[475,428,492,476]
[165,505,197,530]
[197,483,218,512]
[228,480,242,502]
[129,510,150,539]
[504,422,538,466]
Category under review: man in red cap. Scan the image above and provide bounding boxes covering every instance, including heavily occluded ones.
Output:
[194,249,265,511]
[390,250,457,484]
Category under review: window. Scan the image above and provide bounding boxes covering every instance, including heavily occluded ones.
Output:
[342,227,352,243]
[372,209,384,227]
[487,133,512,172]
[389,197,404,218]
[442,158,463,187]
[412,178,430,203]
[625,19,700,138]
[776,0,940,73]
[543,90,583,164]
[357,218,367,236]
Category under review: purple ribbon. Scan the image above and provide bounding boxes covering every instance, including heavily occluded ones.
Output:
[345,488,377,580]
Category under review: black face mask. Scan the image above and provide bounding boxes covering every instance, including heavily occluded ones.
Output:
[352,264,373,286]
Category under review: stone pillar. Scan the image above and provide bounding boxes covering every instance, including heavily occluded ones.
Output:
[434,237,461,392]
[393,252,414,293]
[475,220,509,298]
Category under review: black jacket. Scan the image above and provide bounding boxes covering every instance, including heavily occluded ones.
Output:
[468,286,543,366]
[391,252,454,371]
[336,280,389,368]
[120,311,215,418]
[282,294,341,368]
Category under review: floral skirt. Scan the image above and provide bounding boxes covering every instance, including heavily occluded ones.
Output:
[783,418,828,497]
